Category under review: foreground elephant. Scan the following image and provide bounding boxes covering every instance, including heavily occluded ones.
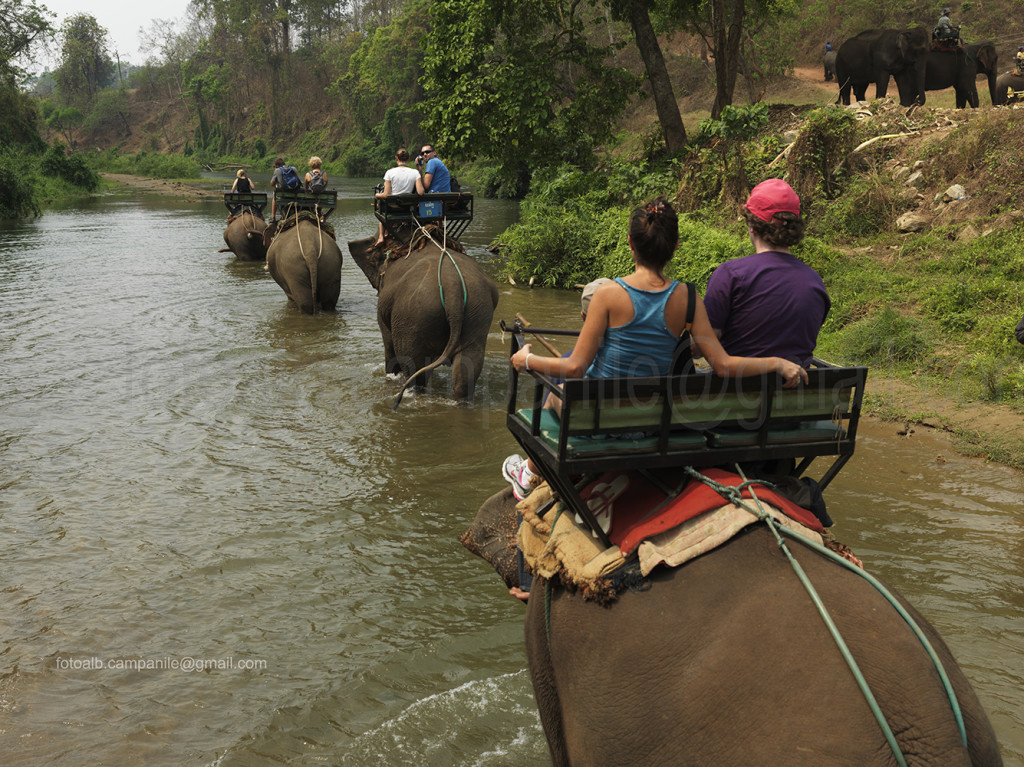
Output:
[463,488,1003,766]
[219,210,267,261]
[835,27,931,106]
[265,218,342,313]
[348,234,498,404]
[994,72,1024,105]
[925,44,999,107]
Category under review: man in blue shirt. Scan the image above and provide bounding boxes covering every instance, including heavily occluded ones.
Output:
[417,144,451,193]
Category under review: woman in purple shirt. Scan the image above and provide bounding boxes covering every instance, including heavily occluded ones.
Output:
[703,179,831,366]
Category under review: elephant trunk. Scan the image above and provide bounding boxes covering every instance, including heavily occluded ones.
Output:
[392,252,467,410]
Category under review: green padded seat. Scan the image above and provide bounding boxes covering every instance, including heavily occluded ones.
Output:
[706,419,846,448]
[515,408,708,456]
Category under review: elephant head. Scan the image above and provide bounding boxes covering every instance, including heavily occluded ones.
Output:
[895,26,931,106]
[973,43,999,105]
[347,237,385,291]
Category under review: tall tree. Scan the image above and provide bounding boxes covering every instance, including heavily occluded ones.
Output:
[667,0,797,117]
[54,14,115,106]
[609,0,687,151]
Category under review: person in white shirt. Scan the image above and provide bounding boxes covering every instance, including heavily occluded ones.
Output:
[373,147,424,247]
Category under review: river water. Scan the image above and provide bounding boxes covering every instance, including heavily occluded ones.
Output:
[0,177,1021,766]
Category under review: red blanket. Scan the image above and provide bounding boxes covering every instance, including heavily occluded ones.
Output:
[577,468,824,555]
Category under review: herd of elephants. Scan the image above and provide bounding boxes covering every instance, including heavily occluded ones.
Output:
[219,192,1005,762]
[823,27,1024,108]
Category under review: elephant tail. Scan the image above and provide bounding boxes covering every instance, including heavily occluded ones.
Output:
[392,250,468,410]
[297,220,321,312]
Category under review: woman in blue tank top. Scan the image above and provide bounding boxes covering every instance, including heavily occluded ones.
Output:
[510,199,808,387]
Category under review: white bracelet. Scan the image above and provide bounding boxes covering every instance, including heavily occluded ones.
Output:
[524,353,532,371]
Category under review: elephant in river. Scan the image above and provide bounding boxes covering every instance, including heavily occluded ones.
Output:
[462,487,1003,766]
[219,210,267,261]
[824,50,837,81]
[835,27,932,106]
[348,234,498,406]
[994,72,1024,105]
[925,44,999,108]
[264,218,342,313]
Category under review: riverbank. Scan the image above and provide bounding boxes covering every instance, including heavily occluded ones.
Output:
[100,172,223,200]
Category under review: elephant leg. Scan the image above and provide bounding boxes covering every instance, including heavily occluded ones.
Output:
[379,322,402,376]
[874,77,889,99]
[450,351,483,403]
[839,85,851,105]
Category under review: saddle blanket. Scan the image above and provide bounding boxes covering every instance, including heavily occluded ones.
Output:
[517,468,825,586]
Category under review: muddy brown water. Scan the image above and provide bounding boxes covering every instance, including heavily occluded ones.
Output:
[0,178,1021,765]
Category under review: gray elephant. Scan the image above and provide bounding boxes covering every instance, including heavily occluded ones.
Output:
[264,218,342,313]
[926,44,999,108]
[348,235,498,405]
[463,487,1003,766]
[219,210,267,261]
[835,27,932,106]
[824,50,837,81]
[994,72,1024,105]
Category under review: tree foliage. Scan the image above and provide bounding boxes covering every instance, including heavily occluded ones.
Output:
[421,0,640,185]
[1,0,53,79]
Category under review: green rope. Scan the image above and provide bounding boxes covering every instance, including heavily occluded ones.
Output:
[683,466,968,757]
[437,248,468,310]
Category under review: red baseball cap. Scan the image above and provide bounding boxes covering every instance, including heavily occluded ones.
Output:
[745,179,800,222]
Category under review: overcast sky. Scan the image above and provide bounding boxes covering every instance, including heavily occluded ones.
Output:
[38,0,192,64]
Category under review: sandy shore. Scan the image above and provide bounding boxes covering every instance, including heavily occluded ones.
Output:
[101,172,224,200]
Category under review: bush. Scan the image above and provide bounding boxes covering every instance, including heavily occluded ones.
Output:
[832,306,930,366]
[0,151,40,219]
[41,143,100,190]
[813,174,911,238]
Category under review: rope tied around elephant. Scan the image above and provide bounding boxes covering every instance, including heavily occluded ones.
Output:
[683,465,967,762]
[413,217,468,310]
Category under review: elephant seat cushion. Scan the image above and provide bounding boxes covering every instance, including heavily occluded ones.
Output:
[516,468,835,601]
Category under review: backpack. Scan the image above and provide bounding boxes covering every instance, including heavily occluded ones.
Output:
[280,165,301,190]
[309,169,327,193]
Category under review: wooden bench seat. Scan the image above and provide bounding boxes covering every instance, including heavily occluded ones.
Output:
[504,324,866,547]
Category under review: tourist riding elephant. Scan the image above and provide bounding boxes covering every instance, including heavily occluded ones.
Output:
[219,210,267,261]
[348,235,499,406]
[462,487,1003,766]
[925,43,999,108]
[994,72,1024,105]
[835,27,932,106]
[824,50,837,81]
[264,219,342,313]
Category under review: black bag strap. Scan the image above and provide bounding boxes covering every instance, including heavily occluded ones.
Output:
[670,282,697,375]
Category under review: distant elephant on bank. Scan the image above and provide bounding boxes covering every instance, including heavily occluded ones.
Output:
[462,488,1003,766]
[265,218,342,313]
[219,210,267,261]
[348,235,498,405]
[994,72,1024,104]
[835,27,932,106]
[824,50,837,81]
[925,43,999,107]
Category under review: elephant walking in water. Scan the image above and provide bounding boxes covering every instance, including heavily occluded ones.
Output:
[265,217,342,313]
[835,27,932,106]
[219,210,267,261]
[463,488,1003,766]
[348,234,498,406]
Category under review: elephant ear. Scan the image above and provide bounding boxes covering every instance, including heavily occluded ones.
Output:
[896,32,910,62]
[263,222,278,249]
